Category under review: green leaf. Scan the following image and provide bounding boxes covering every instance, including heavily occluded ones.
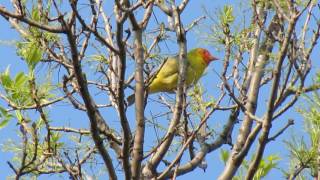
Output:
[31,7,40,21]
[36,116,45,128]
[0,106,7,116]
[15,111,23,123]
[26,42,42,69]
[221,5,235,26]
[0,106,12,129]
[16,40,43,70]
[14,72,28,87]
[0,119,10,129]
[0,66,13,89]
[220,149,229,164]
[90,54,108,64]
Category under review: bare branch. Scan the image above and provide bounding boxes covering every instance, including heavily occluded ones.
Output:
[245,15,297,179]
[161,108,239,179]
[62,13,118,180]
[267,119,294,142]
[49,127,90,135]
[143,2,188,177]
[69,0,119,54]
[157,93,225,179]
[0,6,66,33]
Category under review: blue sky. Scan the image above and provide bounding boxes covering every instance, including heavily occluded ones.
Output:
[0,0,318,179]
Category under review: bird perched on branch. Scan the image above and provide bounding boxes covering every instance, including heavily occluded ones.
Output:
[127,48,218,105]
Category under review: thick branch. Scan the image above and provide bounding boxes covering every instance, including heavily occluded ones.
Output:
[131,29,145,180]
[245,16,297,180]
[160,108,239,179]
[63,18,117,180]
[115,16,132,180]
[219,12,281,180]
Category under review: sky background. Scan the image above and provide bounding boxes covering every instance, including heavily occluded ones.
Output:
[0,0,318,179]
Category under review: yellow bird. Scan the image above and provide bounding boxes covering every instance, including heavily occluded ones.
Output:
[127,48,218,105]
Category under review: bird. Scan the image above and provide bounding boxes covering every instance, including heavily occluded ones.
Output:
[127,48,218,105]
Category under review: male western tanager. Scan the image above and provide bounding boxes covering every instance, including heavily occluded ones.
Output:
[128,48,218,105]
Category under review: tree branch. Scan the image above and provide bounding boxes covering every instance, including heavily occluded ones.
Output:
[245,15,297,180]
[0,6,66,33]
[142,2,188,178]
[63,15,117,180]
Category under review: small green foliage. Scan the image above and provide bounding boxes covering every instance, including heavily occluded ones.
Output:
[0,67,32,106]
[90,54,109,64]
[201,2,257,61]
[282,89,320,178]
[265,0,311,13]
[17,40,43,70]
[220,5,235,27]
[234,25,255,51]
[286,92,320,178]
[189,84,216,118]
[0,67,54,108]
[15,4,58,70]
[188,84,217,140]
[0,106,13,129]
[31,7,41,22]
[51,132,64,149]
[220,149,280,180]
[252,155,281,180]
[315,71,320,83]
[148,53,158,59]
[15,111,24,123]
[220,149,230,164]
[285,135,316,164]
[35,116,45,129]
[0,66,13,90]
[15,72,29,87]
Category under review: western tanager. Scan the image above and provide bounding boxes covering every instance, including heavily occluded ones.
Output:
[127,48,218,105]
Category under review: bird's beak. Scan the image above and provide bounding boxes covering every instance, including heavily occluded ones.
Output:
[208,54,219,62]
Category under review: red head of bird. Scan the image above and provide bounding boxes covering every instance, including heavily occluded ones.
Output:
[197,48,219,65]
